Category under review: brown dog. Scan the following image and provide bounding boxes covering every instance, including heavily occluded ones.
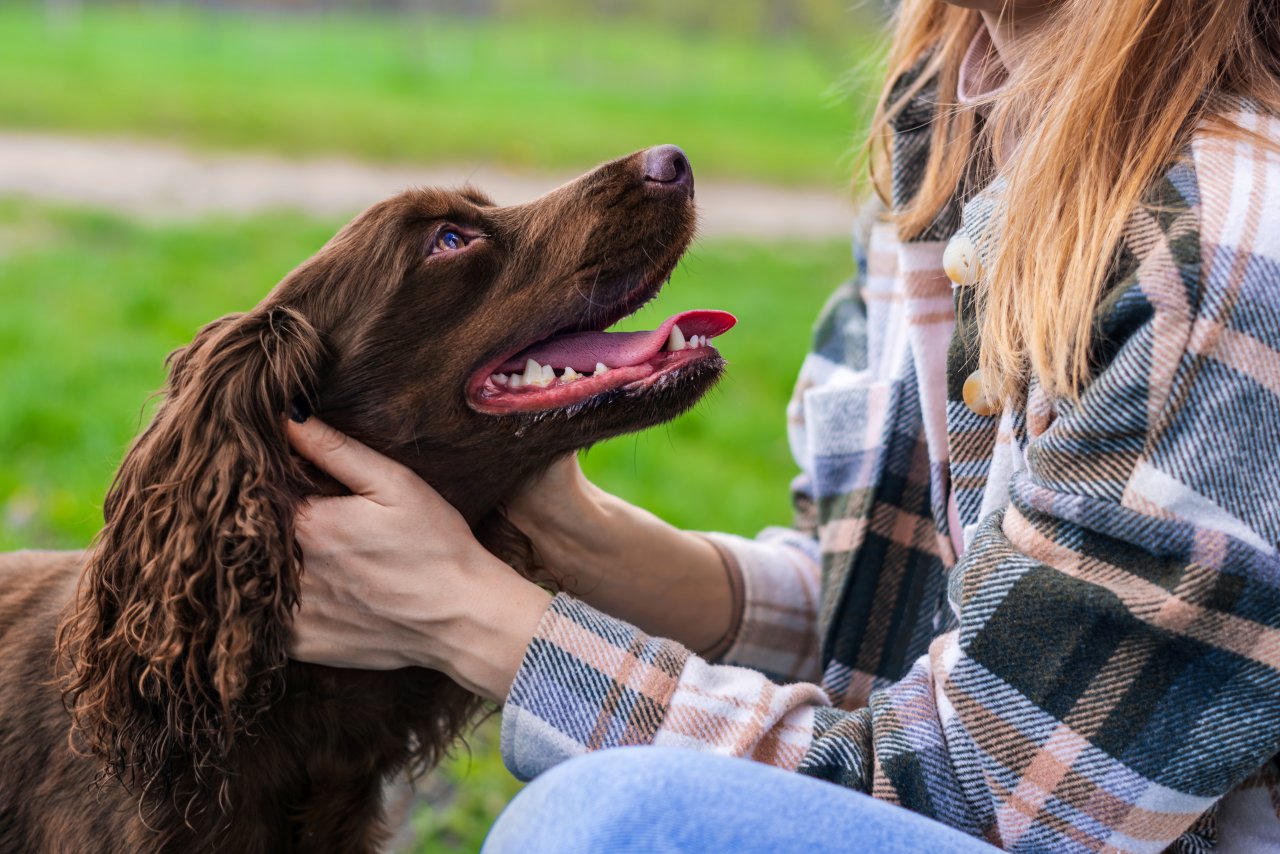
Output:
[0,146,734,852]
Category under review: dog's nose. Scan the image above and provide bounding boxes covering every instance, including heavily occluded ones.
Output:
[643,145,694,196]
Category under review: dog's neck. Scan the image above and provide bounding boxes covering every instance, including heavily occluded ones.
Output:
[414,453,557,527]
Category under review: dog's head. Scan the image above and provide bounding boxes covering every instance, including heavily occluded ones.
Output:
[58,147,732,799]
[285,143,731,517]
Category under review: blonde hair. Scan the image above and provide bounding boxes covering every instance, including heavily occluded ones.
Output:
[868,0,1280,400]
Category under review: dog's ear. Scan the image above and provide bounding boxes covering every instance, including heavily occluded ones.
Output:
[57,305,325,801]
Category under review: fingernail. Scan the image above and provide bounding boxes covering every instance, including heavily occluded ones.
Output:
[289,397,311,424]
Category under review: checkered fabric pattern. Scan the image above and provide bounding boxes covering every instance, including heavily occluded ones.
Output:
[500,79,1280,851]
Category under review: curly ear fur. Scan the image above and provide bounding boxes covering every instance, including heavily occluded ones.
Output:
[57,306,325,803]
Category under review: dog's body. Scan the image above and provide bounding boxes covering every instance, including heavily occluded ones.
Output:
[1,550,451,851]
[1,551,432,852]
[0,146,731,852]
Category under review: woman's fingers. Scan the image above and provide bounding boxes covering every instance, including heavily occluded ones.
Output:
[285,417,408,504]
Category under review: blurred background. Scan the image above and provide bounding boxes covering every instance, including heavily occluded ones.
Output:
[0,0,887,849]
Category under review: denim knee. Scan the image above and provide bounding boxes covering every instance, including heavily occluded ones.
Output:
[482,747,696,853]
[482,746,999,854]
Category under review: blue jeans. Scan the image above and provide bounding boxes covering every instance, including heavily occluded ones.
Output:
[483,747,999,853]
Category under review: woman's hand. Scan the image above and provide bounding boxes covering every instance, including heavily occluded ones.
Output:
[285,417,551,703]
[505,455,738,655]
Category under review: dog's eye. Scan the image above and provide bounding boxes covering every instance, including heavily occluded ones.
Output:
[433,228,469,254]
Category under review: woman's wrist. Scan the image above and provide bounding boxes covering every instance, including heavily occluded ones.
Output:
[426,551,552,703]
[507,459,633,587]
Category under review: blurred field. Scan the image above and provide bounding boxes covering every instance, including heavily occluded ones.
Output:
[0,5,880,186]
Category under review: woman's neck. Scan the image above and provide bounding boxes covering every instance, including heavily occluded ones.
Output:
[979,7,1054,72]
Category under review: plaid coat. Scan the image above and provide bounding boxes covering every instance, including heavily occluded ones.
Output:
[500,74,1280,852]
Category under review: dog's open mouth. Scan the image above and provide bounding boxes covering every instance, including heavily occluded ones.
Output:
[469,309,736,415]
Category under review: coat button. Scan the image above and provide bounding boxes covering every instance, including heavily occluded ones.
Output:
[943,234,982,287]
[963,369,998,416]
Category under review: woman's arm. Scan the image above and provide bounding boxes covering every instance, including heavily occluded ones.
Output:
[285,415,824,696]
[503,456,739,656]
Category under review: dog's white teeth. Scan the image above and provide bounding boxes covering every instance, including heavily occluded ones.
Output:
[521,358,554,388]
[501,361,590,389]
[514,358,550,389]
[595,362,610,375]
[664,324,686,352]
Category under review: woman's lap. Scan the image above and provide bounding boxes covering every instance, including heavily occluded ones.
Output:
[482,747,998,853]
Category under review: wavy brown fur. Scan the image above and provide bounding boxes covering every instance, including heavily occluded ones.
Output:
[58,307,325,806]
[0,147,712,852]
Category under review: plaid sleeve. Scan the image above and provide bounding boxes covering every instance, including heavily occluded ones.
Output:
[700,528,823,682]
[795,122,1280,851]
[501,593,830,782]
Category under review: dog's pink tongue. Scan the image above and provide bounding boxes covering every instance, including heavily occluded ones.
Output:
[500,310,736,373]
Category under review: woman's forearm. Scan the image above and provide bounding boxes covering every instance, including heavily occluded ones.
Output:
[508,459,737,655]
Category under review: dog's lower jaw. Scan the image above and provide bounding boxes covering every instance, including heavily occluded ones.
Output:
[504,353,726,445]
[394,355,725,528]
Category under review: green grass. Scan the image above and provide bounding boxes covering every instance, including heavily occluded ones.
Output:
[0,5,880,186]
[408,719,526,853]
[0,200,848,851]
